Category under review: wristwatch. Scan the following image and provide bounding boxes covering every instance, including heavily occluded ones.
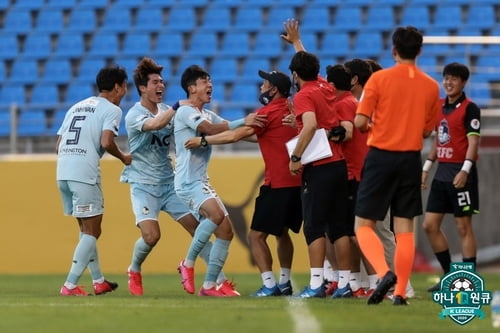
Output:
[291,154,301,162]
[200,135,208,148]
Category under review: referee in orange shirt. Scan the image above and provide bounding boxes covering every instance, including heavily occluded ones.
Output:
[354,26,440,305]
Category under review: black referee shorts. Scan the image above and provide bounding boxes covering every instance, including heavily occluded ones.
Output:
[355,148,423,221]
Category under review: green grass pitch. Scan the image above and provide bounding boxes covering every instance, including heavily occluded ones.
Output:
[0,272,498,333]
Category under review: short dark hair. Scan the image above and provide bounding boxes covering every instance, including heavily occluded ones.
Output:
[180,65,210,97]
[289,51,320,81]
[133,57,164,96]
[392,26,423,60]
[344,58,372,87]
[326,64,352,91]
[443,62,470,81]
[96,65,128,92]
[364,59,383,73]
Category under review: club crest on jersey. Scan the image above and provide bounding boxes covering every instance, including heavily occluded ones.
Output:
[142,206,150,215]
[438,119,451,145]
[470,119,480,130]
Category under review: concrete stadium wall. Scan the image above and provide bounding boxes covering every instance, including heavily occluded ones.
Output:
[1,150,499,274]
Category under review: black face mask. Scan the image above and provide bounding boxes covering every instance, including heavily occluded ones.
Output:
[292,75,300,94]
[258,88,274,105]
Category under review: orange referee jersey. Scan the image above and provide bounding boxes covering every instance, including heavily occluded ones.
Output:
[356,63,440,151]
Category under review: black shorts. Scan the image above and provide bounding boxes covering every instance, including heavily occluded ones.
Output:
[355,148,422,221]
[346,179,358,237]
[426,175,479,217]
[251,185,302,236]
[302,161,348,243]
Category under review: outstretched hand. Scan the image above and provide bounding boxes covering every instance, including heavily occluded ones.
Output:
[280,18,301,45]
[184,137,201,149]
[244,113,267,127]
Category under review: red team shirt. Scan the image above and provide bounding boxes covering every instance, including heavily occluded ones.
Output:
[253,97,302,188]
[436,97,478,163]
[335,91,368,181]
[292,76,345,166]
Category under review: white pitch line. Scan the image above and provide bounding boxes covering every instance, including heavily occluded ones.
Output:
[286,281,322,333]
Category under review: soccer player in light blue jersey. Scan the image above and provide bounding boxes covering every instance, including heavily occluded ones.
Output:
[120,58,230,296]
[174,65,266,296]
[57,65,132,296]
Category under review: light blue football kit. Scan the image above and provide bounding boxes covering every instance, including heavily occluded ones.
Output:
[121,102,220,276]
[121,102,190,223]
[174,105,230,286]
[56,96,122,286]
[57,96,121,217]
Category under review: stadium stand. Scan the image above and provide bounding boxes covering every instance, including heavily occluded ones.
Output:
[0,0,499,153]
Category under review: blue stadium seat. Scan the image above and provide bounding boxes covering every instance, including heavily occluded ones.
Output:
[65,82,95,103]
[352,32,384,58]
[35,9,64,33]
[219,32,250,57]
[476,56,500,80]
[30,84,59,107]
[0,85,26,109]
[100,6,132,33]
[88,32,119,57]
[155,32,184,57]
[0,61,5,82]
[53,32,85,59]
[176,57,207,77]
[17,110,48,136]
[265,5,295,29]
[46,0,77,9]
[422,29,452,55]
[41,59,72,84]
[199,4,232,32]
[231,82,259,104]
[20,33,52,59]
[114,0,144,8]
[320,32,350,58]
[252,31,283,57]
[465,5,495,29]
[296,32,319,54]
[210,82,227,104]
[241,57,271,83]
[218,108,246,121]
[454,28,485,53]
[12,0,45,10]
[134,6,164,32]
[76,58,106,83]
[164,7,196,32]
[0,111,10,137]
[113,57,138,80]
[66,9,97,33]
[48,108,67,135]
[77,0,109,9]
[8,58,39,85]
[165,83,185,105]
[233,7,263,32]
[467,81,491,108]
[0,33,19,60]
[187,31,218,57]
[332,7,361,32]
[417,55,438,76]
[210,57,239,83]
[2,9,32,34]
[364,6,395,32]
[400,5,430,28]
[431,5,462,30]
[121,32,152,57]
[301,5,331,32]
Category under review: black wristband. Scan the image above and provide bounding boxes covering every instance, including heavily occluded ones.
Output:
[200,135,208,148]
[172,101,180,111]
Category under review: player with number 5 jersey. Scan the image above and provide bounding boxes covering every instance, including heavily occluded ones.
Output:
[56,65,132,296]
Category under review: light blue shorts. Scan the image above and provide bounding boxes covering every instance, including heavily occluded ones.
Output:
[175,181,228,219]
[130,182,191,224]
[58,180,104,218]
